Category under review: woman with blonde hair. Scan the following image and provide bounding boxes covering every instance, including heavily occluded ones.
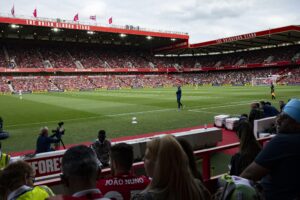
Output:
[132,135,210,200]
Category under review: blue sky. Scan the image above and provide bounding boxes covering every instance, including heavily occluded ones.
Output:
[1,0,299,43]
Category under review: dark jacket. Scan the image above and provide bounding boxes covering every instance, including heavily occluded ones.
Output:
[176,88,182,99]
[36,135,59,153]
[262,105,279,118]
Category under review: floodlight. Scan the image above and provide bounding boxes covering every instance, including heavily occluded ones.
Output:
[10,24,20,29]
[52,28,60,32]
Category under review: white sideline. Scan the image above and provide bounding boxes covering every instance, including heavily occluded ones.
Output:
[188,101,257,111]
[188,110,222,115]
[6,100,259,128]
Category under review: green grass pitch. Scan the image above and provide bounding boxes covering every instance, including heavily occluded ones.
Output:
[1,85,299,153]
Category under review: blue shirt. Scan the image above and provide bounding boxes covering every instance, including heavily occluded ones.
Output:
[262,105,279,117]
[176,88,182,99]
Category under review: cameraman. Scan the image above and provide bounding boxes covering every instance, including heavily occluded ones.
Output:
[0,117,3,132]
[52,122,65,150]
[0,117,9,140]
[36,127,60,154]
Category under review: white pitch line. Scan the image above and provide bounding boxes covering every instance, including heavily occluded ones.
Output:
[106,108,174,117]
[188,110,221,114]
[6,100,258,128]
[188,99,261,110]
[188,101,254,111]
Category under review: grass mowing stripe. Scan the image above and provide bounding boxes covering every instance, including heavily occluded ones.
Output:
[6,99,259,128]
[1,86,299,153]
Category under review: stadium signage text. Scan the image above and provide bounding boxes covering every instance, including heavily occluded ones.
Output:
[104,177,145,186]
[25,20,91,31]
[27,155,63,177]
[216,33,257,44]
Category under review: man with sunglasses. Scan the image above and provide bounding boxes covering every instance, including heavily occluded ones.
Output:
[241,99,300,200]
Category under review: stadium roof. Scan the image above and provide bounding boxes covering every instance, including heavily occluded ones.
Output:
[156,25,300,55]
[0,15,189,50]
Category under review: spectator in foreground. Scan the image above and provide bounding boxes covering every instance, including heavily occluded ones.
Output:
[97,143,150,200]
[36,127,60,154]
[241,99,300,200]
[48,145,109,200]
[132,135,210,200]
[260,101,279,118]
[0,160,54,199]
[90,130,111,168]
[177,138,203,181]
[0,142,10,170]
[248,102,264,125]
[279,100,286,112]
[229,120,261,176]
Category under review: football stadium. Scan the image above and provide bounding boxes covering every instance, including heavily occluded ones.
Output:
[1,1,300,200]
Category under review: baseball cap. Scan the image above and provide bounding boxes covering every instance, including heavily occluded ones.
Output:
[283,99,300,123]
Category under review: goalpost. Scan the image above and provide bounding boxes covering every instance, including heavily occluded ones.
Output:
[251,75,280,86]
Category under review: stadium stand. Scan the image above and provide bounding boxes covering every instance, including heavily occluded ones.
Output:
[0,77,10,92]
[0,42,300,69]
[6,44,44,68]
[1,66,300,93]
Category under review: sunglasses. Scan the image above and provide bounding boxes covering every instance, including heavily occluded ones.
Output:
[27,175,35,183]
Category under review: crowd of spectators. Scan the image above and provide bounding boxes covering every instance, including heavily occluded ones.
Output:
[0,78,10,93]
[0,43,299,69]
[50,76,95,90]
[1,66,298,93]
[278,67,300,84]
[10,76,50,92]
[5,45,44,68]
[39,46,76,68]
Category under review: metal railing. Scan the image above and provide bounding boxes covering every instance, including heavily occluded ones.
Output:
[35,135,273,186]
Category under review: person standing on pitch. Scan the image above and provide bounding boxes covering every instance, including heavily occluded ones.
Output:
[176,86,183,110]
[270,83,276,100]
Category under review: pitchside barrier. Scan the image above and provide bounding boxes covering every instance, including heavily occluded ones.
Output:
[253,116,277,138]
[11,127,222,185]
[38,135,273,195]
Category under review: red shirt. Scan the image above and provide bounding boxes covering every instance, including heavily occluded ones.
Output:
[48,194,109,200]
[47,189,110,200]
[97,174,150,200]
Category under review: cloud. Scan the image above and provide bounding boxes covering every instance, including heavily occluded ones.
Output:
[0,0,299,43]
